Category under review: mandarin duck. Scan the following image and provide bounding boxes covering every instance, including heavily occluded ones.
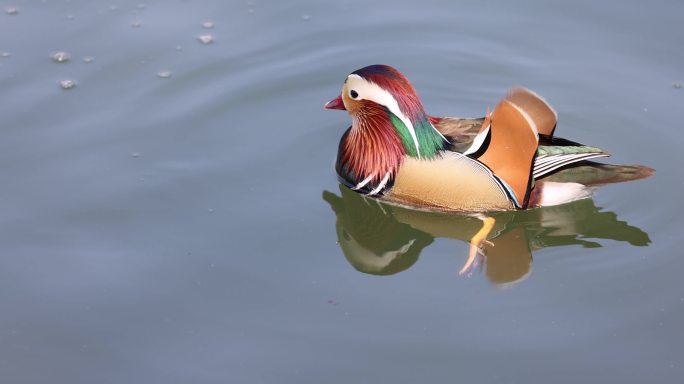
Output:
[325,64,652,211]
[325,65,652,268]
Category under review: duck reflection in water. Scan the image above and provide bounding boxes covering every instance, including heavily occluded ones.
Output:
[323,165,651,287]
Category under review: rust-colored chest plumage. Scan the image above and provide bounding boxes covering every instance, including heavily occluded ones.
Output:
[336,102,406,193]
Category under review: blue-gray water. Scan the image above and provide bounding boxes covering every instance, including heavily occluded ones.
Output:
[1,1,683,383]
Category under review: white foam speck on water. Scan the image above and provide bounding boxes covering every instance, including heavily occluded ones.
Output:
[198,34,214,44]
[51,52,71,63]
[59,79,77,89]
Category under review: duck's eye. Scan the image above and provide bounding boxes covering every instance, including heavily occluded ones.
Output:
[350,90,359,99]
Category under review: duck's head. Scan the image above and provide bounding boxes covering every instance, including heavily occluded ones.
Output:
[325,65,446,159]
[324,64,424,119]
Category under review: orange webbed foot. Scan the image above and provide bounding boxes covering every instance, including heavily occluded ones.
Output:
[459,215,496,275]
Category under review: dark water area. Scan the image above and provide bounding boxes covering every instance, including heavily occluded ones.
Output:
[1,0,683,383]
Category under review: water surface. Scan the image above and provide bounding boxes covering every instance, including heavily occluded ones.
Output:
[1,0,683,383]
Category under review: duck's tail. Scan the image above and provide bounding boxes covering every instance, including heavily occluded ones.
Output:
[528,162,654,208]
[537,162,654,186]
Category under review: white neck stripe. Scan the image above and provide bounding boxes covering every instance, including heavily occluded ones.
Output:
[368,172,391,195]
[352,174,374,190]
